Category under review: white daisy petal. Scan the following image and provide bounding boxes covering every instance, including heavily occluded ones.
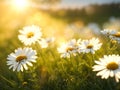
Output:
[9,65,14,69]
[115,74,119,82]
[22,63,28,70]
[26,61,33,66]
[20,65,24,72]
[17,63,21,72]
[96,69,107,76]
[102,70,110,79]
[13,64,18,71]
[110,71,114,77]
[92,65,105,71]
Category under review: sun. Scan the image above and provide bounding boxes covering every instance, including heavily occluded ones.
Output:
[12,0,29,10]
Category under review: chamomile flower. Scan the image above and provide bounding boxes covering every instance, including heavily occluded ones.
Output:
[67,39,80,55]
[93,55,120,82]
[57,39,78,58]
[18,25,42,46]
[101,29,116,35]
[78,38,102,54]
[7,47,37,72]
[101,29,120,43]
[38,37,55,48]
[109,31,120,43]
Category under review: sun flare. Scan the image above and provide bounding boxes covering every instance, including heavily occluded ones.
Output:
[12,0,29,10]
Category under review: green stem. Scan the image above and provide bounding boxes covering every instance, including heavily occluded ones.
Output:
[0,74,15,86]
[89,53,94,68]
[107,40,117,54]
[107,79,113,90]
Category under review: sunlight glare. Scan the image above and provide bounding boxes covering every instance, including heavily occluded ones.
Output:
[12,0,29,11]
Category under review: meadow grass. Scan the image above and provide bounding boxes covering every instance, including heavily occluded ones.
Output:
[1,28,120,90]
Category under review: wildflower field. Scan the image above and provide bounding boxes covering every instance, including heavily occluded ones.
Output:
[1,1,120,90]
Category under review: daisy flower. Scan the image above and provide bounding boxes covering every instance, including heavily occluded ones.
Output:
[18,25,42,46]
[109,31,120,43]
[7,47,37,72]
[93,55,120,82]
[101,29,120,43]
[78,38,102,54]
[57,39,78,58]
[101,29,116,36]
[38,37,55,48]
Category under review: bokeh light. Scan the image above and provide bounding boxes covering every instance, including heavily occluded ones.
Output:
[11,0,29,11]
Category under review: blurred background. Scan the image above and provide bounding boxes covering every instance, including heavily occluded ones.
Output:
[0,0,120,45]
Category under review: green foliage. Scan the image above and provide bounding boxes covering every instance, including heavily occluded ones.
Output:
[1,31,120,90]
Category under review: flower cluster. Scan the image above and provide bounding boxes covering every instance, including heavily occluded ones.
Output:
[57,29,120,82]
[92,29,120,82]
[7,25,54,72]
[38,37,55,48]
[58,38,102,58]
[18,25,55,48]
[6,24,120,83]
[101,29,120,43]
[57,39,79,58]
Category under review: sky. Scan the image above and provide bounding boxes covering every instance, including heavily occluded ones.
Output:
[59,0,120,8]
[2,0,120,10]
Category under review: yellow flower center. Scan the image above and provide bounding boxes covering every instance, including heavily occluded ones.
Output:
[87,44,93,49]
[113,32,120,37]
[16,55,27,62]
[107,62,119,70]
[66,47,74,52]
[27,32,34,38]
